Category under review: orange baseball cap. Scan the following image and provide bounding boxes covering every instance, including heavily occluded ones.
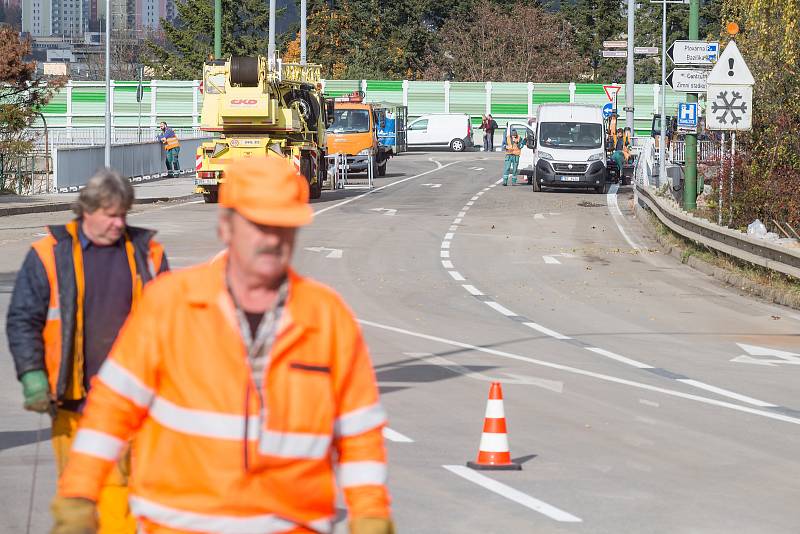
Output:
[219,156,314,227]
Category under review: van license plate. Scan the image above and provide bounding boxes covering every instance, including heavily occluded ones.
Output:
[559,176,580,182]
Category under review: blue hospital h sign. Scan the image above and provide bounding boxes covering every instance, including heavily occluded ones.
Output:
[678,102,698,129]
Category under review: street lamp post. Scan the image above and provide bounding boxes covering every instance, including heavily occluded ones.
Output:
[300,0,307,65]
[104,0,111,168]
[650,0,687,187]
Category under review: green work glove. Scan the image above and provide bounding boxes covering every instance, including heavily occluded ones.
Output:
[51,497,97,534]
[350,517,396,534]
[21,370,51,413]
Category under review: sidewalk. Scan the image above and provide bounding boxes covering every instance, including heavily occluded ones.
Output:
[0,175,199,217]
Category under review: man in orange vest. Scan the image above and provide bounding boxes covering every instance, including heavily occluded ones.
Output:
[51,156,394,534]
[7,169,169,533]
[157,121,181,177]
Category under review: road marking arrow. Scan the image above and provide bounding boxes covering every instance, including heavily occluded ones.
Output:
[370,208,397,216]
[421,183,442,188]
[731,343,800,366]
[304,247,343,259]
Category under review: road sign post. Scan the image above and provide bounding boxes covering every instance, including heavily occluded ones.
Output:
[685,0,701,209]
[705,34,754,226]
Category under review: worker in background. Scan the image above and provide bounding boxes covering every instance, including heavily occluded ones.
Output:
[486,114,498,152]
[157,121,181,177]
[623,127,632,163]
[51,157,394,534]
[502,129,522,186]
[6,169,169,534]
[612,127,626,181]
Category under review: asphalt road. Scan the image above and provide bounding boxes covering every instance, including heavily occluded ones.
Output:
[1,151,799,533]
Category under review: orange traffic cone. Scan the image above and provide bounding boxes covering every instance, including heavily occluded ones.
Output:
[467,382,521,471]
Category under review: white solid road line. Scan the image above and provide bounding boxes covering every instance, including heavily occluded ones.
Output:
[586,347,653,369]
[606,184,643,251]
[462,284,484,296]
[383,427,414,443]
[358,319,800,426]
[313,160,460,216]
[534,213,545,220]
[523,322,571,340]
[542,255,561,265]
[486,301,516,316]
[443,466,582,523]
[448,271,466,281]
[677,379,778,408]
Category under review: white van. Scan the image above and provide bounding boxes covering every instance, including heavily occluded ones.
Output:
[406,113,474,152]
[518,104,609,193]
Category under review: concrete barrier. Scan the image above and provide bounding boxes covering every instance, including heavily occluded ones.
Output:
[55,138,212,192]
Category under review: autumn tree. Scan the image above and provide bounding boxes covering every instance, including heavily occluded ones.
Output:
[0,26,63,191]
[422,3,584,82]
[84,30,155,81]
[716,0,800,227]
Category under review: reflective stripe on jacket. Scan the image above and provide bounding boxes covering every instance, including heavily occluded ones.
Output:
[58,256,391,532]
[19,221,166,400]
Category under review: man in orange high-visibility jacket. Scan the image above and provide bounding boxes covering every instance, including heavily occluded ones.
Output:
[52,156,394,534]
[7,169,168,534]
[157,122,180,177]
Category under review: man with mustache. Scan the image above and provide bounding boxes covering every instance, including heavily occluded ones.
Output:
[51,157,394,534]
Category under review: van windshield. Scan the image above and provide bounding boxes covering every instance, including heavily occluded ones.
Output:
[539,122,602,149]
[328,110,371,133]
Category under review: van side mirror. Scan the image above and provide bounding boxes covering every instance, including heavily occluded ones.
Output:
[526,137,536,149]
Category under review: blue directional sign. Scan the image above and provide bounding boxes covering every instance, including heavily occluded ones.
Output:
[677,102,698,130]
[602,102,614,119]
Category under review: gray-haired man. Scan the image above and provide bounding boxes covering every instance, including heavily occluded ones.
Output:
[6,169,169,533]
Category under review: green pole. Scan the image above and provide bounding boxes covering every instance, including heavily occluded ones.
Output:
[683,0,700,209]
[214,0,222,59]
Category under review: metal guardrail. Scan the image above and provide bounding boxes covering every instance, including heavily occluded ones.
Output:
[636,184,800,279]
[670,139,722,164]
[31,127,207,148]
[54,137,212,192]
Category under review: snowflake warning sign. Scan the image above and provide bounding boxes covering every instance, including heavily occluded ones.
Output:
[705,41,754,131]
[706,85,752,131]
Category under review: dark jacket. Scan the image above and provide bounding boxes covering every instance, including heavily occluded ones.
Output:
[6,223,168,400]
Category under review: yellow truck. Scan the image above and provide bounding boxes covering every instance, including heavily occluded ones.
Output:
[325,92,391,177]
[195,56,332,202]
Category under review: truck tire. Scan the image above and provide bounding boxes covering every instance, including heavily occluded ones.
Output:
[300,154,321,199]
[286,90,320,125]
[450,138,465,152]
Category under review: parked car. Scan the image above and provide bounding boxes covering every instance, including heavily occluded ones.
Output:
[405,113,474,152]
[519,104,610,194]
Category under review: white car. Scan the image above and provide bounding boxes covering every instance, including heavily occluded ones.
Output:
[519,104,610,194]
[406,113,475,152]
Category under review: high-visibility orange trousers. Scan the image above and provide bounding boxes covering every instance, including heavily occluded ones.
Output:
[52,409,137,534]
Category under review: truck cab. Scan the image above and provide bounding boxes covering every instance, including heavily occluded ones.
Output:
[325,92,390,177]
[521,104,609,194]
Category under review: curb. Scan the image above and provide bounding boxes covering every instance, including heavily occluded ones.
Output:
[0,193,201,218]
[636,204,800,311]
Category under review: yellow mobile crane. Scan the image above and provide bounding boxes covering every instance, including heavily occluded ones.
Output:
[195,56,332,202]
